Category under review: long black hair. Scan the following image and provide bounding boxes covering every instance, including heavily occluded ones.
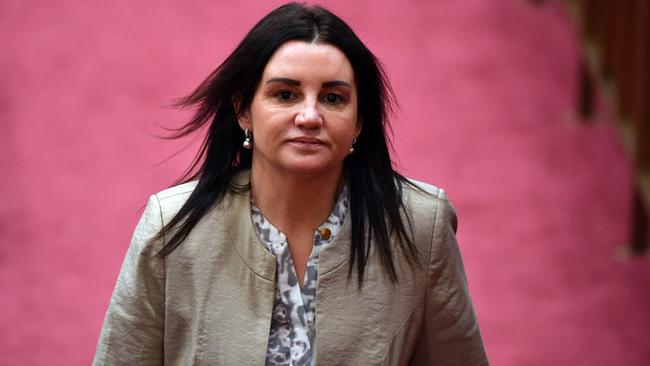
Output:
[155,2,420,284]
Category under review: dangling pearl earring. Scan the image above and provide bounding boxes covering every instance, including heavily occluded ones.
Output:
[243,128,252,149]
[349,137,356,154]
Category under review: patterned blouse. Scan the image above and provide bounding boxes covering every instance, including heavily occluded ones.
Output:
[251,186,349,366]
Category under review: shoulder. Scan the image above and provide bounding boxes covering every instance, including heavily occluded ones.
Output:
[404,178,442,197]
[399,177,457,232]
[155,180,198,201]
[400,177,451,211]
[151,181,199,223]
[147,171,251,226]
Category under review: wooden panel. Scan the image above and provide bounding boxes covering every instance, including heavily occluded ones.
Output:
[571,0,650,253]
[600,0,615,78]
[634,0,650,173]
[614,1,635,119]
[632,0,650,253]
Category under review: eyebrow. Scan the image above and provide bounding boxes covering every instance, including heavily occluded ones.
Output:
[266,77,352,88]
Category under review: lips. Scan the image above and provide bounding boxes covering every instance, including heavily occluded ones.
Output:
[290,137,323,143]
[288,136,326,149]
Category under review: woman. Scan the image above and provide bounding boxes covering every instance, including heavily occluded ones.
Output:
[94,3,488,365]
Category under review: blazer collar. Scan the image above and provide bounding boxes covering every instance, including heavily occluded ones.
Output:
[221,170,351,278]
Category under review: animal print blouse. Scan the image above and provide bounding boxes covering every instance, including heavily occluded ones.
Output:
[251,186,349,366]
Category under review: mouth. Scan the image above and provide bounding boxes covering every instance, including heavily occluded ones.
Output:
[288,137,326,149]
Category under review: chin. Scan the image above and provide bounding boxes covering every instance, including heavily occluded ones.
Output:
[283,165,337,177]
[279,159,344,177]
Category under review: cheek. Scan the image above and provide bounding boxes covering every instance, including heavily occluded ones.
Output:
[250,111,290,144]
[332,122,358,144]
[342,110,360,136]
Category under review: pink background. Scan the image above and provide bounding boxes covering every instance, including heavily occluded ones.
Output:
[1,0,649,364]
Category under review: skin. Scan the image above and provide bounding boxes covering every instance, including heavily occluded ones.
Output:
[238,41,360,287]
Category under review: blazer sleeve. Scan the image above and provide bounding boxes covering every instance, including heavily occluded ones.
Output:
[411,190,489,365]
[93,195,166,365]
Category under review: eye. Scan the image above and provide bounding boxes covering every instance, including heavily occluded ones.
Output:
[275,90,296,101]
[323,93,344,105]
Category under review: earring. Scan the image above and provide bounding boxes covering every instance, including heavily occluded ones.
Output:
[243,129,252,149]
[349,137,356,154]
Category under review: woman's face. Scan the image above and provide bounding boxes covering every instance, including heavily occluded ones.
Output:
[239,40,360,178]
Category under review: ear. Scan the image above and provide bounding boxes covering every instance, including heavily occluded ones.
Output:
[238,112,252,131]
[232,96,252,130]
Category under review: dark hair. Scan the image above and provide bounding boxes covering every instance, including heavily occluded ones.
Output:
[156,2,420,284]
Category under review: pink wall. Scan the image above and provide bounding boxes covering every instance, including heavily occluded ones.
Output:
[1,1,648,365]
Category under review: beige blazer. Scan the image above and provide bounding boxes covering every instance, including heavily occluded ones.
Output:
[94,172,488,365]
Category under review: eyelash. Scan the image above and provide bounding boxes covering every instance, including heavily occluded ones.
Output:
[274,90,346,105]
[276,90,296,101]
[323,93,344,105]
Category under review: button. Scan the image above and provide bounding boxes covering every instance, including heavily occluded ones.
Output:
[319,228,331,240]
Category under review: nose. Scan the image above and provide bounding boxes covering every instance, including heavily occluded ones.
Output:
[294,98,323,128]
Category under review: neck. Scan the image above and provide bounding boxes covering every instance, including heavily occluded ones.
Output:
[250,164,343,234]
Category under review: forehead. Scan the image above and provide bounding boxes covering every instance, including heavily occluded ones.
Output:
[261,41,355,82]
